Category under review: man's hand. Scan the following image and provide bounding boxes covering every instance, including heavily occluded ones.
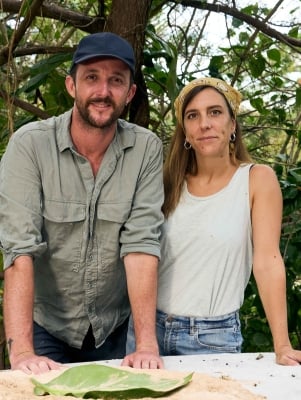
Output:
[121,349,164,369]
[10,351,62,374]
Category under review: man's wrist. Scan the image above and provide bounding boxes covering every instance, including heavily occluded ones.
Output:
[10,349,35,361]
[135,341,159,353]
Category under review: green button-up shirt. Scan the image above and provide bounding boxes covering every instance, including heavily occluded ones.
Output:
[0,110,164,348]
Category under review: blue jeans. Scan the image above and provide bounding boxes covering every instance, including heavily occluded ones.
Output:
[34,319,128,363]
[126,310,242,356]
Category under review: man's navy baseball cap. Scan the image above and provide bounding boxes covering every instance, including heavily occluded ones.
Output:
[70,32,135,75]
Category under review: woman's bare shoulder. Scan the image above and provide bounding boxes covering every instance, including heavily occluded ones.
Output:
[249,163,281,194]
[250,163,278,180]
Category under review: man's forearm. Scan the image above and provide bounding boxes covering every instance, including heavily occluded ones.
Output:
[4,255,35,360]
[124,253,159,352]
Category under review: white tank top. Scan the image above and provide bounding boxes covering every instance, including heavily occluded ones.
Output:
[157,164,253,317]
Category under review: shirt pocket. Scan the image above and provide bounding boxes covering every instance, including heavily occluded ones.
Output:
[43,200,85,222]
[42,200,86,264]
[96,201,131,264]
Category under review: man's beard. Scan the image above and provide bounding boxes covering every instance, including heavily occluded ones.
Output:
[75,96,125,129]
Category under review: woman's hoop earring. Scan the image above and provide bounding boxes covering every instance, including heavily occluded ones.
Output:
[184,140,192,150]
[230,132,236,143]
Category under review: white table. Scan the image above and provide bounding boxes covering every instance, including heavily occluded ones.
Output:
[103,352,301,399]
[1,352,300,399]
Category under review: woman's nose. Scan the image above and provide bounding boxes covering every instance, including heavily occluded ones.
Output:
[199,114,211,129]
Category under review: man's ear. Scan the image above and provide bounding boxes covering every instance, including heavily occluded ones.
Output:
[65,75,76,99]
[126,83,137,104]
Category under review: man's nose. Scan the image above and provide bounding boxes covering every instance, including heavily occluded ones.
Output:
[95,80,110,96]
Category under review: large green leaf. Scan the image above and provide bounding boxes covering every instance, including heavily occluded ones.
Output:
[248,54,266,78]
[267,48,281,64]
[31,364,193,399]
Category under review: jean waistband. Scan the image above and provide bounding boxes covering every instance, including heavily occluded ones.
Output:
[156,309,240,327]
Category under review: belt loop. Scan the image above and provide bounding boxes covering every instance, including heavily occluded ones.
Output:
[166,314,173,324]
[189,317,195,334]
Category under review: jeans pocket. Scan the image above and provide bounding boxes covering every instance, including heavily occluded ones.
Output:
[195,324,242,353]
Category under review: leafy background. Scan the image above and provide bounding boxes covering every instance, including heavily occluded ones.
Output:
[0,0,300,367]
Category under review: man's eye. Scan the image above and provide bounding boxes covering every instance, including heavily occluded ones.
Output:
[86,75,96,81]
[111,77,124,85]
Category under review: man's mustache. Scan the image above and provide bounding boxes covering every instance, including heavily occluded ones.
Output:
[87,97,114,106]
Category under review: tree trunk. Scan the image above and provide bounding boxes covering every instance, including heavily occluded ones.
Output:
[105,0,152,127]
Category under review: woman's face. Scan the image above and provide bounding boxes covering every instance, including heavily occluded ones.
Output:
[183,87,236,159]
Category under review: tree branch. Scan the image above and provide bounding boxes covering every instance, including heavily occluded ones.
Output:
[173,0,301,50]
[2,0,300,50]
[0,89,51,119]
[231,0,285,83]
[12,0,45,50]
[0,0,105,32]
[0,0,45,63]
[0,0,105,65]
[6,45,74,58]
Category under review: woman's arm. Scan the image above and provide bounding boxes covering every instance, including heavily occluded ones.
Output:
[250,164,301,365]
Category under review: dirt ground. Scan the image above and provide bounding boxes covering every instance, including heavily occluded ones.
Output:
[0,366,266,400]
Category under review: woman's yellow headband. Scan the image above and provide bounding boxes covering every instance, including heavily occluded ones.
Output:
[174,77,242,128]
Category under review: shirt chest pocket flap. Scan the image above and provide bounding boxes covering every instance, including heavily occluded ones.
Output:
[97,202,131,224]
[42,200,86,223]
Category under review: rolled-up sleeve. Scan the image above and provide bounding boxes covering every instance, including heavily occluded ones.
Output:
[0,131,46,269]
[120,133,164,260]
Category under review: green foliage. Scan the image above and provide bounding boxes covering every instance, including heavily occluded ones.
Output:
[17,53,72,95]
[248,53,266,78]
[267,48,281,64]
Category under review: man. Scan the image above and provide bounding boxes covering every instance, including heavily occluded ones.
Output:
[0,32,164,374]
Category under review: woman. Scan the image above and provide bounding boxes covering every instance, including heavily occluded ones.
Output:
[154,77,301,365]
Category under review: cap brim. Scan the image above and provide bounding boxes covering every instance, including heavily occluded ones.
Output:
[70,54,134,74]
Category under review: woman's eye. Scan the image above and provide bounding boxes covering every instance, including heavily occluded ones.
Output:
[186,112,197,120]
[210,109,221,116]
